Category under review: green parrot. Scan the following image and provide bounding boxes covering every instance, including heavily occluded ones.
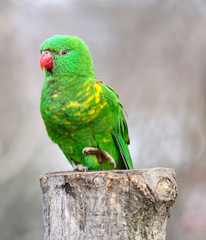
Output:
[40,35,133,171]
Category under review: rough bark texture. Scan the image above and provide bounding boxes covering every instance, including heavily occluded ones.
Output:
[40,168,178,240]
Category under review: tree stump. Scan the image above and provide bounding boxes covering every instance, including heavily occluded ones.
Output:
[40,168,178,240]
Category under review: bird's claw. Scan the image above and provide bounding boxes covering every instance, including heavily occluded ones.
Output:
[74,164,88,172]
[82,147,116,168]
[102,151,116,168]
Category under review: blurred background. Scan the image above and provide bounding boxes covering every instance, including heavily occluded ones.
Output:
[1,0,206,239]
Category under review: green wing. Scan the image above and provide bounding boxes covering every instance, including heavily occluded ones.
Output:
[101,82,133,169]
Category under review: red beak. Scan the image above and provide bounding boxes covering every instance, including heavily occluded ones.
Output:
[40,54,53,72]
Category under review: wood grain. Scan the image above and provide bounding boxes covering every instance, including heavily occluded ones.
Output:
[40,168,178,240]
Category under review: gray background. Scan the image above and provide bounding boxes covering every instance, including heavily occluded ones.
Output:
[1,0,206,239]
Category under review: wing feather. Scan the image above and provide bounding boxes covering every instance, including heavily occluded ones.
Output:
[101,82,133,169]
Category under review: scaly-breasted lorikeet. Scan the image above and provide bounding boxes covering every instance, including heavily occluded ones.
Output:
[40,35,133,171]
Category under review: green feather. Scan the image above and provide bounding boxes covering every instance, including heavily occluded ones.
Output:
[40,35,133,170]
[101,83,133,169]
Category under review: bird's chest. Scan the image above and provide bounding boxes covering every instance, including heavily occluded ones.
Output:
[40,78,106,125]
[40,79,65,118]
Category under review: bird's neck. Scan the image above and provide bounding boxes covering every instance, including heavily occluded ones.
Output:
[45,67,95,79]
[44,75,96,95]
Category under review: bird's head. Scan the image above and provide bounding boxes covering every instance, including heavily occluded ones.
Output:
[40,35,95,78]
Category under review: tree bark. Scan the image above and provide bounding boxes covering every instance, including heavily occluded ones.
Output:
[40,168,178,240]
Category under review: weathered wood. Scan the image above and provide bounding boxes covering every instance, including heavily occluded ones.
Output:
[40,168,177,240]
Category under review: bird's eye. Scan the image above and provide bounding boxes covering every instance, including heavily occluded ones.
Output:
[60,49,68,56]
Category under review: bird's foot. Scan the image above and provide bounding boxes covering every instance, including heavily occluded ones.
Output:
[102,151,116,168]
[82,147,116,168]
[74,164,88,172]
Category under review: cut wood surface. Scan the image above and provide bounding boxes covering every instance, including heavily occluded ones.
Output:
[40,168,178,240]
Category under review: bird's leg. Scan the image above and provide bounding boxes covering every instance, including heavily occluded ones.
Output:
[74,164,88,172]
[82,147,103,166]
[82,147,116,168]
